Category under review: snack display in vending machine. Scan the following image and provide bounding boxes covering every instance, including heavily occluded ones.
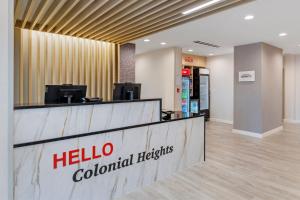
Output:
[181,68,191,113]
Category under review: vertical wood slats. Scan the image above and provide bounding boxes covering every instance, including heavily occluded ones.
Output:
[62,0,111,35]
[30,0,51,30]
[14,28,119,104]
[14,0,251,44]
[79,0,139,38]
[116,0,245,43]
[53,0,95,34]
[94,0,171,40]
[70,0,125,36]
[110,0,229,42]
[14,0,21,24]
[98,0,197,41]
[46,0,81,32]
[21,0,34,28]
[84,0,154,39]
[38,0,68,31]
[89,0,171,40]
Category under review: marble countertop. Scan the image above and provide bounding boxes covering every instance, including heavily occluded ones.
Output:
[161,111,205,122]
[14,98,162,110]
[170,111,204,120]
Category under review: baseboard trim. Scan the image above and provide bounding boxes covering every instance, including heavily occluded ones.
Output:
[263,126,283,137]
[284,119,300,124]
[232,126,283,138]
[210,118,233,125]
[232,129,262,138]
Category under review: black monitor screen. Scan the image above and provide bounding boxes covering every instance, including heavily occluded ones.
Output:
[113,83,141,101]
[45,85,87,104]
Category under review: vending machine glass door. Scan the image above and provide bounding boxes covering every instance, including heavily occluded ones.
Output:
[181,76,190,113]
[200,75,209,110]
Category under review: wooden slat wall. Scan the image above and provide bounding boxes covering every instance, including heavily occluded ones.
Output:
[14,28,119,104]
[14,0,253,44]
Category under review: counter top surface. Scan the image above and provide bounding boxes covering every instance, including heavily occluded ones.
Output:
[14,98,161,110]
[167,111,204,121]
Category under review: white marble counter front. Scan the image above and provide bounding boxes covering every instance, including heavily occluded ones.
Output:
[14,99,161,144]
[13,98,205,200]
[14,116,205,200]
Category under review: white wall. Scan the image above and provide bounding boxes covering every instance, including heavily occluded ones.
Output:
[284,54,300,123]
[0,0,14,199]
[136,48,181,111]
[207,54,234,124]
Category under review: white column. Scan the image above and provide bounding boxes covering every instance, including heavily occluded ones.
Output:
[0,0,14,199]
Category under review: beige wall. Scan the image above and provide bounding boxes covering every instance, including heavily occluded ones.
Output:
[207,54,234,124]
[174,48,183,111]
[284,54,300,123]
[14,28,120,104]
[261,43,283,132]
[135,48,182,111]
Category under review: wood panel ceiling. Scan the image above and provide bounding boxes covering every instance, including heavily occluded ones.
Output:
[15,0,252,44]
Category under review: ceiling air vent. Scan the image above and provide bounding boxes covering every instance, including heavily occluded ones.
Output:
[193,41,220,48]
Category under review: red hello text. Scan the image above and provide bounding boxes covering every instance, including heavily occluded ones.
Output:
[53,142,113,169]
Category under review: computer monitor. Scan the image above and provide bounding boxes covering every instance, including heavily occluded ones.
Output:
[45,84,87,104]
[113,83,141,101]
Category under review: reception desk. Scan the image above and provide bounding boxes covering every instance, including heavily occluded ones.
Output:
[13,99,205,200]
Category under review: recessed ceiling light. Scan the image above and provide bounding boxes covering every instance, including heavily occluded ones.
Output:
[209,53,214,56]
[188,49,193,52]
[279,32,287,37]
[244,15,254,20]
[144,39,150,42]
[160,42,167,45]
[182,0,222,15]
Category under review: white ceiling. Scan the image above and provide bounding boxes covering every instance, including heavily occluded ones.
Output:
[133,0,300,56]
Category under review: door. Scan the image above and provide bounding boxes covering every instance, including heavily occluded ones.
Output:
[182,76,190,113]
[199,74,210,119]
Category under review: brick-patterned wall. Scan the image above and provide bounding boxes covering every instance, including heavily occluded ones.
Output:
[120,43,135,83]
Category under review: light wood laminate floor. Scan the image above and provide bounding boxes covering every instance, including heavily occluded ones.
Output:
[118,122,300,200]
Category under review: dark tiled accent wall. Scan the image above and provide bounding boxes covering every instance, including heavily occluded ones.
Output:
[120,43,136,83]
